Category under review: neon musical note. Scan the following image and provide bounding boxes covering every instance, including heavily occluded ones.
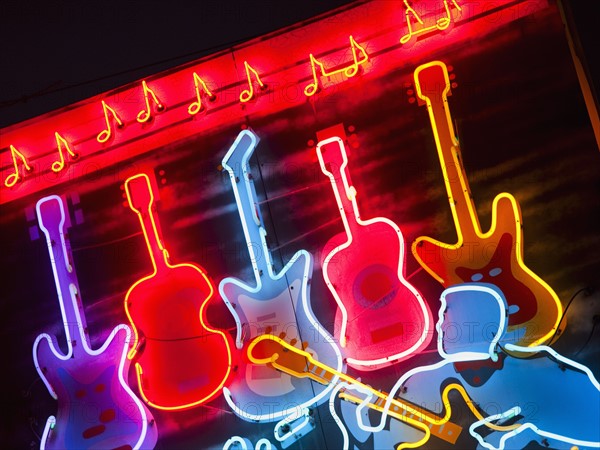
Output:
[97,100,124,144]
[400,0,462,45]
[51,132,78,173]
[136,80,164,123]
[239,61,266,103]
[4,145,33,188]
[304,36,368,97]
[188,72,215,115]
[248,332,523,448]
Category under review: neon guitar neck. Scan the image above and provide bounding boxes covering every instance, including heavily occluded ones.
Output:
[413,63,478,240]
[126,174,169,273]
[36,196,89,359]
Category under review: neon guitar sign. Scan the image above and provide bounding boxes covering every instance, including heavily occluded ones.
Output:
[316,136,433,370]
[219,129,343,438]
[33,195,157,450]
[248,332,528,448]
[123,173,233,410]
[411,61,563,349]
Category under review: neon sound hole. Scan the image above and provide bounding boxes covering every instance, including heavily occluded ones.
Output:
[353,264,399,309]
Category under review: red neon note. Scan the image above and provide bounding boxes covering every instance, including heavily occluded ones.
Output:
[124,173,233,410]
[317,137,433,371]
[411,61,563,349]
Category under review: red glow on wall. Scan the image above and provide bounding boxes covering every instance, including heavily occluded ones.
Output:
[123,173,234,410]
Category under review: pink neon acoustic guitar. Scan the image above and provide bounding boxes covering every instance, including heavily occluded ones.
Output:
[317,137,434,371]
[124,173,233,410]
[411,61,563,350]
[33,195,157,450]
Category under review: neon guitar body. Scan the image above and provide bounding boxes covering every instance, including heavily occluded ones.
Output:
[124,173,233,410]
[35,326,155,450]
[33,195,156,450]
[411,61,563,349]
[317,137,433,371]
[221,250,335,401]
[219,130,342,429]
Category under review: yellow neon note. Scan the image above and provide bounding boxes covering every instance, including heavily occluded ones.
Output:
[4,145,33,188]
[136,80,164,123]
[51,132,78,173]
[188,72,215,115]
[411,61,563,351]
[97,100,124,143]
[304,35,368,97]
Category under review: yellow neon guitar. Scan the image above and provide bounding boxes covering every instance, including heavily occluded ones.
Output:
[248,334,524,448]
[247,334,462,445]
[410,61,563,350]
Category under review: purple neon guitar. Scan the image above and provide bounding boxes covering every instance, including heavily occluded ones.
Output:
[33,195,157,450]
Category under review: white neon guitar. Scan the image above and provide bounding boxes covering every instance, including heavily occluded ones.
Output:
[220,129,343,433]
[33,195,157,450]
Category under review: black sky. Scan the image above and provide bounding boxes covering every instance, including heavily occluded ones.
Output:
[0,1,356,128]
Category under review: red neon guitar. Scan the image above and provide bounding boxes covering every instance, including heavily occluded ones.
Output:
[411,61,563,350]
[33,195,157,450]
[317,137,434,371]
[124,173,233,410]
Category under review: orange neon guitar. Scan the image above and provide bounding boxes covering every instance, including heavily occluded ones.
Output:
[124,173,233,410]
[247,334,464,445]
[317,137,433,371]
[411,61,563,349]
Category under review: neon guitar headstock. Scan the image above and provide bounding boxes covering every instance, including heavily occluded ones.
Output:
[36,195,73,275]
[125,173,155,215]
[316,136,349,180]
[413,60,452,105]
[247,334,329,385]
[222,129,264,228]
[222,129,259,173]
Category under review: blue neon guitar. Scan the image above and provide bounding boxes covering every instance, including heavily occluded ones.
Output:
[33,195,157,450]
[220,129,343,429]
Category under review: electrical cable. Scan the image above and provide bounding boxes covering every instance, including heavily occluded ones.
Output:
[549,286,592,344]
